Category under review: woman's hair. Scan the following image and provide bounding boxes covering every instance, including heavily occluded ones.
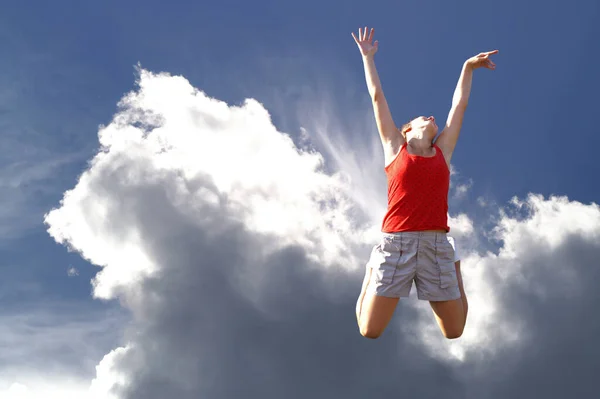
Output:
[399,121,412,139]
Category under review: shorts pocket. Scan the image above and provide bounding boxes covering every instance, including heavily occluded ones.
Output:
[435,239,458,289]
[370,237,401,285]
[437,261,458,289]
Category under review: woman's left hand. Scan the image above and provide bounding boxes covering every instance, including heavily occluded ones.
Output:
[465,50,498,70]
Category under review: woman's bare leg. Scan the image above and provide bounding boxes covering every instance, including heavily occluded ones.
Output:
[455,260,468,322]
[356,267,399,339]
[429,261,468,339]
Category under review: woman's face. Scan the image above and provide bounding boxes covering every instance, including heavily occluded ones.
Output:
[407,116,438,139]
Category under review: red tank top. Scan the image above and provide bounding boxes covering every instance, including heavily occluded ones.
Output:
[381,143,450,233]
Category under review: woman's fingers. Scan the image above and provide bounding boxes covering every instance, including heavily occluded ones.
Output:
[368,27,374,43]
[477,50,498,59]
[465,49,497,69]
[353,26,376,46]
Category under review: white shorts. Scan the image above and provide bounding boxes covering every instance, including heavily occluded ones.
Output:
[365,231,461,301]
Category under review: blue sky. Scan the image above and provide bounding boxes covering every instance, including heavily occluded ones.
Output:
[1,0,599,397]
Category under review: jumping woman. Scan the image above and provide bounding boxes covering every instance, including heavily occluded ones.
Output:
[352,26,497,339]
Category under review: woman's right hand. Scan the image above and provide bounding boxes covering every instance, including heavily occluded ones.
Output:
[352,27,379,58]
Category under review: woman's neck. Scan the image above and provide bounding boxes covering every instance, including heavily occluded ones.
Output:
[406,137,434,155]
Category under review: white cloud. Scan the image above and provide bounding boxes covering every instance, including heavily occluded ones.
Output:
[45,69,368,302]
[89,347,131,399]
[41,69,600,398]
[453,181,472,200]
[498,194,600,257]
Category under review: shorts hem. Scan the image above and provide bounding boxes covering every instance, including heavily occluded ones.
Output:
[369,288,410,299]
[418,293,462,302]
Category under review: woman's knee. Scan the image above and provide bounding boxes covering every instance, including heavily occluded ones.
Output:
[360,324,383,339]
[357,314,386,339]
[442,324,465,339]
[430,297,466,339]
[444,331,463,340]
